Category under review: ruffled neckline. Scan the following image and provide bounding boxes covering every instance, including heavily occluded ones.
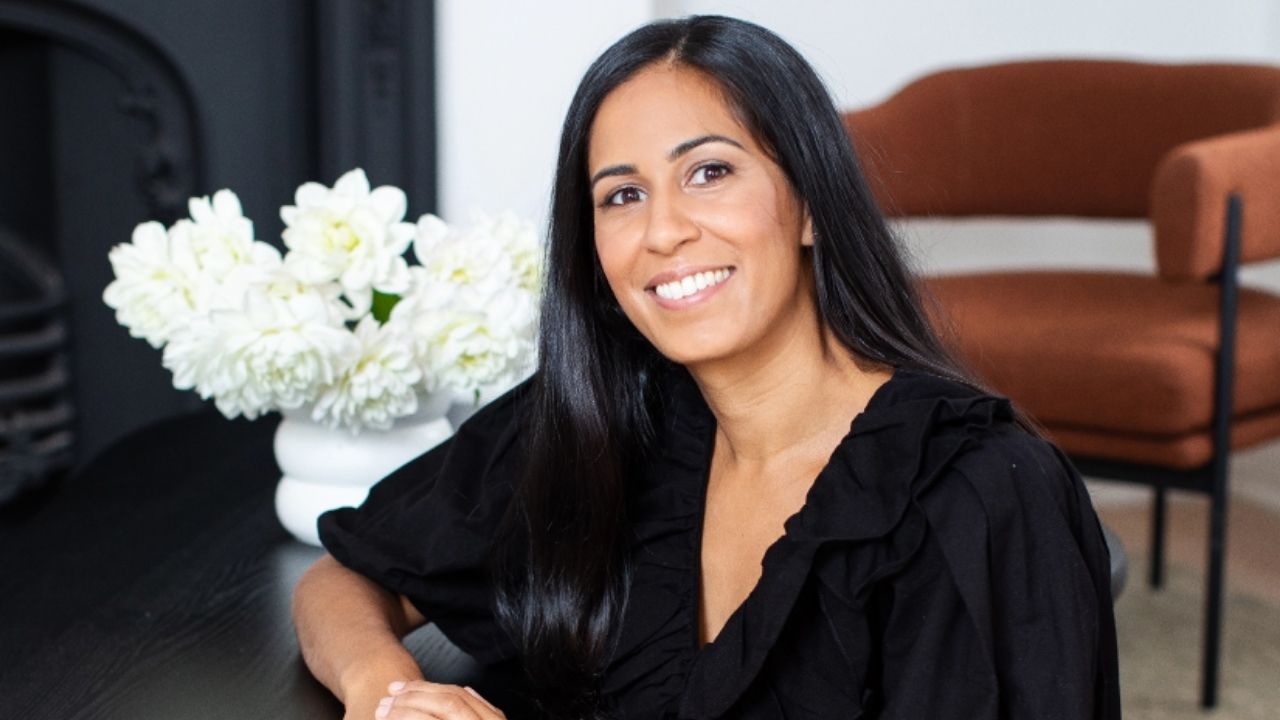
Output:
[634,365,1013,719]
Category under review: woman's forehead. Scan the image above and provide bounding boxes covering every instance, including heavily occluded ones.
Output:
[587,65,752,166]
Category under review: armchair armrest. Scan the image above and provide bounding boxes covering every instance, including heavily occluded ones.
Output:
[1152,125,1280,281]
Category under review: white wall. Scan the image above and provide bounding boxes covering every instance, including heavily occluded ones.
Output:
[435,1,650,229]
[672,1,1280,108]
[437,1,1280,288]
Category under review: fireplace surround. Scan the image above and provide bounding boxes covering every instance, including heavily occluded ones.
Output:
[0,228,73,502]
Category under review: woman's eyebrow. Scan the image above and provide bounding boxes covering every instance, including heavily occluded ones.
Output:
[589,135,744,190]
[668,134,743,159]
[590,164,637,190]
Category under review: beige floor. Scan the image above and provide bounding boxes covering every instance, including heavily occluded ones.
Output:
[1088,441,1280,606]
[1086,439,1280,718]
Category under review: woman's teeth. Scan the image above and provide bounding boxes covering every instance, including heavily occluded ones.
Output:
[654,268,732,301]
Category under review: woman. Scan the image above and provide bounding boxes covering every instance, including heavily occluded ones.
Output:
[293,15,1120,720]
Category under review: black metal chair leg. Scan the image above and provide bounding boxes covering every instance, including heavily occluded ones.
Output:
[1150,484,1167,588]
[1201,195,1240,709]
[1200,470,1230,708]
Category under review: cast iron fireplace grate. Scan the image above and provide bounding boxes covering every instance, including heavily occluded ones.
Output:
[0,228,74,504]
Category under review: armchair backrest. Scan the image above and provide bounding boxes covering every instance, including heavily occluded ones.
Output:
[844,60,1280,280]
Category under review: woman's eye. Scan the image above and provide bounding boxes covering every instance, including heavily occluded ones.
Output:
[603,186,645,207]
[690,163,731,185]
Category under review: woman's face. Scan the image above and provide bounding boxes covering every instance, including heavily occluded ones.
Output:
[587,64,813,368]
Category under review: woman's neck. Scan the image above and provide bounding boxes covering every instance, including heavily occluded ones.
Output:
[688,320,892,475]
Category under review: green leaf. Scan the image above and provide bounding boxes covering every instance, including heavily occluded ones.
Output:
[371,291,401,323]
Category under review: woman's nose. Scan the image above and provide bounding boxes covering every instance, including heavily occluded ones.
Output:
[641,190,698,254]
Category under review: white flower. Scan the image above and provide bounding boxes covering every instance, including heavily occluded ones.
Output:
[390,269,537,397]
[311,316,423,433]
[161,285,358,421]
[280,168,414,317]
[397,212,543,397]
[103,221,206,348]
[176,190,260,281]
[255,265,349,322]
[104,191,289,351]
[106,171,542,433]
[474,211,543,294]
[175,190,285,312]
[419,309,525,395]
[413,220,516,295]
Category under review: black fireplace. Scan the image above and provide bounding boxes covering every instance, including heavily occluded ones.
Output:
[0,0,437,501]
[0,227,73,502]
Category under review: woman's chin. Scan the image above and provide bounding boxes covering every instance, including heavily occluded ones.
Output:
[651,337,742,368]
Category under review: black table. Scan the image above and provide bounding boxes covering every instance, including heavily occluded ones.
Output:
[0,410,488,719]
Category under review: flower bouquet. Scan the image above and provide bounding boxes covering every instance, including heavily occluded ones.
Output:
[103,168,541,434]
[103,169,541,544]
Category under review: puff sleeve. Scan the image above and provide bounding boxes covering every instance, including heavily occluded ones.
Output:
[877,430,1121,719]
[317,382,529,665]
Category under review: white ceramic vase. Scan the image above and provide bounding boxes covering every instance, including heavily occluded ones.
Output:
[273,392,455,546]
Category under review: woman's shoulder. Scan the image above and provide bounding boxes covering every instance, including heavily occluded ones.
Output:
[858,367,1072,485]
[808,367,1092,549]
[805,364,1110,603]
[851,369,1106,584]
[887,368,1082,511]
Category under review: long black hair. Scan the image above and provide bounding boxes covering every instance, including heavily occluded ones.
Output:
[493,15,975,718]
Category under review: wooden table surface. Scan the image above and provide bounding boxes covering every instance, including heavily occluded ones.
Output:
[0,410,495,719]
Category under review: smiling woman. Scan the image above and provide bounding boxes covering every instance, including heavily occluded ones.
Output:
[293,15,1121,720]
[589,67,815,369]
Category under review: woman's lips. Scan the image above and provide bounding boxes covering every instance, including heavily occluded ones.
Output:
[647,266,735,309]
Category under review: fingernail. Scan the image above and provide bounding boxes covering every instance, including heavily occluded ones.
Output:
[375,702,390,719]
[388,680,406,693]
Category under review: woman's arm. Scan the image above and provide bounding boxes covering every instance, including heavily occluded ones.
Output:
[293,553,428,717]
[298,386,530,717]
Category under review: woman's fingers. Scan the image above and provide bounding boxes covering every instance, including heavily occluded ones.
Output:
[375,680,505,719]
[462,685,501,714]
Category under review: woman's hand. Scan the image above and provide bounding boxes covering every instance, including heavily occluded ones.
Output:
[371,681,506,719]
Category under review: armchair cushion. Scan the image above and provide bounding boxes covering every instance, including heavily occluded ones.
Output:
[928,271,1280,468]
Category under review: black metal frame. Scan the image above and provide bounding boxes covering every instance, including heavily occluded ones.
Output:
[1071,194,1243,709]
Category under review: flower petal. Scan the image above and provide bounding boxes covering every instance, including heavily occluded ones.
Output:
[334,168,371,197]
[368,186,407,224]
[211,189,244,219]
[294,182,329,209]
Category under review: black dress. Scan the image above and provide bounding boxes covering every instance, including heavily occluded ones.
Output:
[319,367,1122,719]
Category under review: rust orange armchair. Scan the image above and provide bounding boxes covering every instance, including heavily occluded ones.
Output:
[844,59,1280,708]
